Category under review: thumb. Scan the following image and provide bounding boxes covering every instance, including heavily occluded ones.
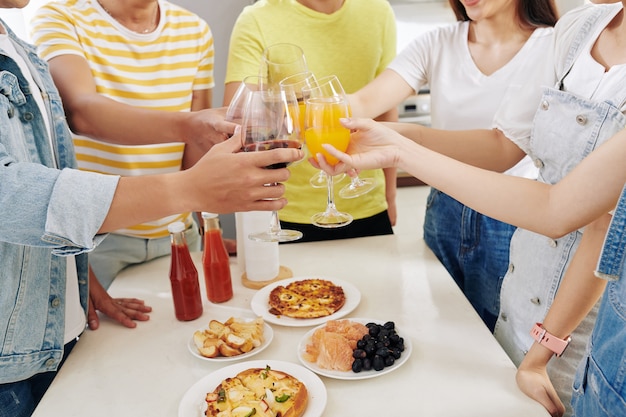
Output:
[211,128,243,154]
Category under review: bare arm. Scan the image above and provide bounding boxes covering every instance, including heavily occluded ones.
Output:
[47,55,236,168]
[319,118,626,236]
[98,135,303,233]
[516,213,611,417]
[348,69,416,119]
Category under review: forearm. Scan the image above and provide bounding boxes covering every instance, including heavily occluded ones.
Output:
[388,122,523,173]
[67,95,193,146]
[99,172,186,233]
[520,213,610,367]
[394,134,622,237]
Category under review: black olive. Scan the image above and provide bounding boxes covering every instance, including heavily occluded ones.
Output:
[352,358,363,373]
[352,349,366,359]
[372,355,385,371]
[375,347,390,358]
[384,355,395,367]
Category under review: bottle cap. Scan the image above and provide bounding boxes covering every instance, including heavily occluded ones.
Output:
[201,212,219,219]
[168,221,186,233]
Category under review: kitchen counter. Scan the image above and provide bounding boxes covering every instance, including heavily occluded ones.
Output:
[32,187,549,417]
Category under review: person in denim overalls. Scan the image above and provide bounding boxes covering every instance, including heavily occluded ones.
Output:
[493,4,626,414]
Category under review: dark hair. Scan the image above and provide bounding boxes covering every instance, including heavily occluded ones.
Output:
[448,0,558,28]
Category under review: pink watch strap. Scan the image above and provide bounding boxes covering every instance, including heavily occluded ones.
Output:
[530,323,571,357]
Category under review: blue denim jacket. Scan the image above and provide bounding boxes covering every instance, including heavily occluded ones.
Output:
[0,19,119,383]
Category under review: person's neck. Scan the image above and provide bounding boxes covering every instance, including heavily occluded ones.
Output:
[96,0,160,34]
[296,0,345,14]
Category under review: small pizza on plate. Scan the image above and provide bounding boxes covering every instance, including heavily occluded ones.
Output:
[205,365,308,417]
[268,278,346,319]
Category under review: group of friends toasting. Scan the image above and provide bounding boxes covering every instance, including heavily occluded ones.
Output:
[2,0,626,416]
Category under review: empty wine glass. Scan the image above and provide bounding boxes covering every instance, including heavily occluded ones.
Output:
[259,43,308,89]
[241,87,304,242]
[304,75,353,228]
[225,75,266,124]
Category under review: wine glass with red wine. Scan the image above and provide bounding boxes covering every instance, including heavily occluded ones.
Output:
[241,87,304,242]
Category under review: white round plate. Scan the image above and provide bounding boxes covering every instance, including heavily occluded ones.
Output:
[250,276,361,327]
[178,359,327,417]
[187,321,274,362]
[297,318,412,380]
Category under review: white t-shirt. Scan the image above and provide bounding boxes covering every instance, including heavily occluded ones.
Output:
[388,22,556,178]
[0,26,85,344]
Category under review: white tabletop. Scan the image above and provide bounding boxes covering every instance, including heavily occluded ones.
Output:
[33,230,548,417]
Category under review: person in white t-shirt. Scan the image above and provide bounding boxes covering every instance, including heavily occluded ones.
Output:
[349,0,558,333]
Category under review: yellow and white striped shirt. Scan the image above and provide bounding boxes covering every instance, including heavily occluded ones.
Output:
[31,0,214,238]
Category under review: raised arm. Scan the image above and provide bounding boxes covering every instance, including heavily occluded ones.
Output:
[47,54,234,169]
[99,136,302,233]
[318,118,626,236]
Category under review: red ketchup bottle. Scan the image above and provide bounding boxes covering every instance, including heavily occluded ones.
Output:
[168,221,203,321]
[201,212,233,303]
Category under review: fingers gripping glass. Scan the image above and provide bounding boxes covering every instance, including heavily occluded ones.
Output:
[241,88,304,242]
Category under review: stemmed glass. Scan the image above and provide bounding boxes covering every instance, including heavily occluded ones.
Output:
[225,75,266,124]
[241,86,304,242]
[260,43,308,88]
[304,75,353,228]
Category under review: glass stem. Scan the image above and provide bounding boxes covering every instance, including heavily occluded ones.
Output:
[326,174,337,214]
[269,210,281,235]
[268,182,282,235]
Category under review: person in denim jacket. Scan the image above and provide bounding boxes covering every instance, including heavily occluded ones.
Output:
[0,2,302,415]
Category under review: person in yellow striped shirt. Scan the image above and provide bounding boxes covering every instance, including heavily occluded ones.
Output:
[31,0,234,289]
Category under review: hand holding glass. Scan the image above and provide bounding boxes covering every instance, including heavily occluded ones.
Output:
[241,88,304,242]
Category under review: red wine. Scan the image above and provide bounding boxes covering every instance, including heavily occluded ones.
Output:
[243,139,302,169]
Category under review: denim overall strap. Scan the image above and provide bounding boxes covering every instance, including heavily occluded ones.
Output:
[557,5,615,90]
[596,185,626,280]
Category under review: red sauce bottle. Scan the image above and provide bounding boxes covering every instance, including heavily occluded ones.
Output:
[168,221,203,321]
[201,212,233,303]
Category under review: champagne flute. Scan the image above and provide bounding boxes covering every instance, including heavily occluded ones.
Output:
[242,87,304,242]
[225,75,266,124]
[259,43,308,89]
[304,75,353,228]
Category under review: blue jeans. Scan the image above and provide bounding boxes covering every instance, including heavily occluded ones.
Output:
[423,189,515,331]
[0,338,77,417]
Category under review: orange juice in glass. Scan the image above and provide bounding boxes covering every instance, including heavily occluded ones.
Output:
[303,74,353,228]
[304,99,351,166]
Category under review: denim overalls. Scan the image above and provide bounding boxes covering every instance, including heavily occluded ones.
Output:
[571,185,626,416]
[493,5,626,415]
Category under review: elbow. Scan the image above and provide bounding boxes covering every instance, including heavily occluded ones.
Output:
[64,107,95,137]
